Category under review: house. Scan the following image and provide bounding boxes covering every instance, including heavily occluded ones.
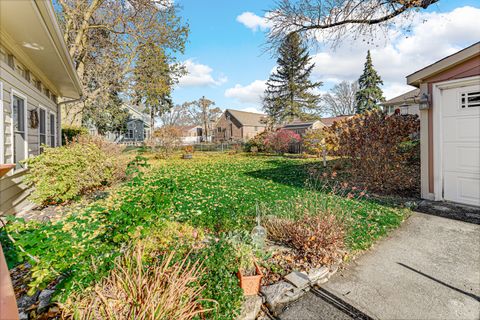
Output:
[382,89,421,116]
[407,42,479,206]
[282,120,324,136]
[0,0,82,215]
[122,105,151,143]
[319,116,352,127]
[179,125,203,144]
[213,109,267,142]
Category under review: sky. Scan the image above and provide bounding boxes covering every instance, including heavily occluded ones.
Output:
[171,0,480,114]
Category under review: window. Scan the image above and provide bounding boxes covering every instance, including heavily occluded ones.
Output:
[49,113,56,147]
[461,91,480,108]
[12,93,27,168]
[217,127,222,133]
[39,108,47,150]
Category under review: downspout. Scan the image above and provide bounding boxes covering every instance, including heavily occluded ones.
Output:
[56,96,85,146]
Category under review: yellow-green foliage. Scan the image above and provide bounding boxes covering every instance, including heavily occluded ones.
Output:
[24,142,118,205]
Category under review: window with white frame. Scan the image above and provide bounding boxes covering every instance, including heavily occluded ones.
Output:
[39,108,47,150]
[461,91,480,108]
[12,92,27,168]
[49,113,56,147]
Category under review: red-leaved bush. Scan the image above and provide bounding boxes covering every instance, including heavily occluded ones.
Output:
[264,129,301,154]
[324,110,420,193]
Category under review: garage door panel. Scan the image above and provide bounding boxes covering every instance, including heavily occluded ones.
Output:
[444,172,480,206]
[444,143,480,173]
[442,116,480,142]
[441,82,480,206]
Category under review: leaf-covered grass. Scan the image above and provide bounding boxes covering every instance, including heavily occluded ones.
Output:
[1,152,408,319]
[147,152,408,249]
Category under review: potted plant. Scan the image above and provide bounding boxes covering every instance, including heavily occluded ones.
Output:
[182,145,194,159]
[235,241,263,295]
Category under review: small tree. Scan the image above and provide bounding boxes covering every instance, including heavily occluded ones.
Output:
[303,128,328,163]
[264,129,301,154]
[355,51,385,114]
[149,126,183,157]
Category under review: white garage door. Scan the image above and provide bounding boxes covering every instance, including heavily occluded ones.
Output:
[442,83,480,206]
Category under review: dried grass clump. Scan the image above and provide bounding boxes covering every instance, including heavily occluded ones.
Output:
[265,214,345,266]
[63,246,212,320]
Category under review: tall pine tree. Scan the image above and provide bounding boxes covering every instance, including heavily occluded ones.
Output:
[355,50,385,114]
[263,33,321,124]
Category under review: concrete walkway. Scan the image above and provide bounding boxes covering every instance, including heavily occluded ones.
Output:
[279,212,480,320]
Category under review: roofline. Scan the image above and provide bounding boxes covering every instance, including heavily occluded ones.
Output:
[407,42,480,87]
[34,0,82,98]
[224,109,267,126]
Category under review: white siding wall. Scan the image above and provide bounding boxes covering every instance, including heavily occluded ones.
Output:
[0,44,60,215]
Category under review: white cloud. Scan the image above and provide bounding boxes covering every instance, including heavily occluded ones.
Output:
[238,107,264,114]
[224,80,267,104]
[237,12,271,32]
[310,6,480,99]
[178,59,227,87]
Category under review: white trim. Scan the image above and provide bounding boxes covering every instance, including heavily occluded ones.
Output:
[10,88,28,167]
[0,81,4,164]
[38,105,47,151]
[431,75,480,201]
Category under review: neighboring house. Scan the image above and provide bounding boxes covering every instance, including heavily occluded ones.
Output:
[407,42,479,206]
[179,125,203,144]
[213,109,267,142]
[122,105,151,143]
[282,120,324,136]
[0,0,82,215]
[319,116,351,127]
[382,89,421,116]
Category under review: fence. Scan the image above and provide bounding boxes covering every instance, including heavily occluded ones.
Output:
[192,143,244,152]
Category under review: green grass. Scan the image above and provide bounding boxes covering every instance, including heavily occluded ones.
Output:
[147,152,409,250]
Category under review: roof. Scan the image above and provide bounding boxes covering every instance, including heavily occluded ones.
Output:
[0,0,82,98]
[383,89,420,106]
[320,116,351,126]
[226,109,267,127]
[407,42,480,87]
[283,121,319,130]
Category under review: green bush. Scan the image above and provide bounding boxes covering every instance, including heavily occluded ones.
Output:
[24,140,122,205]
[61,125,88,145]
[245,131,269,152]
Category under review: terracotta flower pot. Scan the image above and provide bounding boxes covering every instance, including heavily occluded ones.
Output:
[0,164,15,178]
[237,262,263,296]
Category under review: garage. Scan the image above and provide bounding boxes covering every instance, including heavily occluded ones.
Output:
[407,42,480,206]
[439,82,480,206]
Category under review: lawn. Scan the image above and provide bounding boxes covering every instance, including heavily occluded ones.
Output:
[2,152,409,319]
[146,152,408,250]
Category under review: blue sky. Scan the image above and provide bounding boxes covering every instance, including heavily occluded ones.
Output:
[172,0,480,114]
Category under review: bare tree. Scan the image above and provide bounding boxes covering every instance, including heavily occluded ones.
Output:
[186,97,222,142]
[158,103,193,127]
[322,81,358,116]
[266,0,439,48]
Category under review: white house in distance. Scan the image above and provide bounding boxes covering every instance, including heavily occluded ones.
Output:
[0,0,82,215]
[382,89,421,116]
[407,42,479,206]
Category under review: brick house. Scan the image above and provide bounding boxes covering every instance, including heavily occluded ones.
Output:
[213,109,267,142]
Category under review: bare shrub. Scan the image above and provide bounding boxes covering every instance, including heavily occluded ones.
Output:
[324,111,420,193]
[265,213,345,266]
[63,246,212,320]
[148,126,183,158]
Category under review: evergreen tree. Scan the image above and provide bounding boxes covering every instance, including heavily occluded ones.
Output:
[263,33,321,124]
[355,50,385,114]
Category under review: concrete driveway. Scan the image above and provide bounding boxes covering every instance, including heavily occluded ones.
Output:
[279,212,480,320]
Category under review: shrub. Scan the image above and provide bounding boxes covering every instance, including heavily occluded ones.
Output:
[24,137,127,205]
[148,126,183,157]
[63,246,210,320]
[264,129,301,154]
[265,214,345,266]
[245,131,269,152]
[303,128,327,157]
[324,111,420,193]
[61,125,88,145]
